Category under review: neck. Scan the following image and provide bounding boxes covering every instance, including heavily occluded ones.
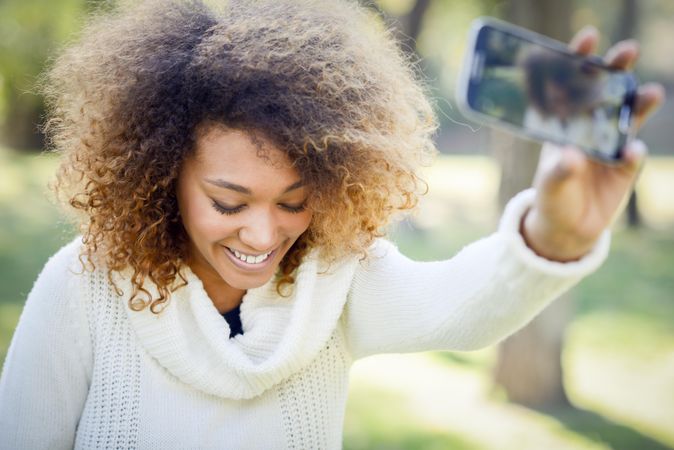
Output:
[203,278,245,314]
[186,259,245,315]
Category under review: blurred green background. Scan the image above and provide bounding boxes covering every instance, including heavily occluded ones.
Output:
[1,0,672,449]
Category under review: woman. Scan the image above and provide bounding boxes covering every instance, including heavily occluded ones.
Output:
[0,0,663,448]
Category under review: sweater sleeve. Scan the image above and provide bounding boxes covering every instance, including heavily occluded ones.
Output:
[342,188,611,360]
[0,238,93,450]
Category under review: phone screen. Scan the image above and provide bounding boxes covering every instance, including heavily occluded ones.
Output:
[466,23,636,160]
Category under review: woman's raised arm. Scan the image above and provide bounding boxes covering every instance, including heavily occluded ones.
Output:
[341,189,610,360]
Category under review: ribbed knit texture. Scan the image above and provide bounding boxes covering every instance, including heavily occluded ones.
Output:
[0,189,610,449]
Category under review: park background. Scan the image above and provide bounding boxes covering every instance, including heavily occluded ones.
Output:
[0,0,672,448]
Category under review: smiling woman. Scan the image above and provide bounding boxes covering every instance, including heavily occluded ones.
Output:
[176,127,313,314]
[0,0,662,448]
[38,0,435,315]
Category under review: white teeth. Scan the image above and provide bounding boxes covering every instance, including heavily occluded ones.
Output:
[229,248,271,265]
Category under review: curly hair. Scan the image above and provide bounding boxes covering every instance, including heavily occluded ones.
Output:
[42,0,438,313]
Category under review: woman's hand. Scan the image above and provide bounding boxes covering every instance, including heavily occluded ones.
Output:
[521,26,665,262]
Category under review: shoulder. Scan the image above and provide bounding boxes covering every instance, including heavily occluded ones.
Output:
[367,237,398,256]
[39,236,87,279]
[350,237,407,283]
[30,236,88,300]
[305,240,399,291]
[318,238,399,274]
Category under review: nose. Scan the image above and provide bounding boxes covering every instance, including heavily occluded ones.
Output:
[238,208,278,252]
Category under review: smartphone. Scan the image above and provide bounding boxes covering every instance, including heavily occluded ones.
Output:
[456,17,638,162]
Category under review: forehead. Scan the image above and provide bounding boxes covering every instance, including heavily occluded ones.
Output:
[192,126,293,174]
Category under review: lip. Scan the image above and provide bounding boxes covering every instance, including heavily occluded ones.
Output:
[222,245,279,272]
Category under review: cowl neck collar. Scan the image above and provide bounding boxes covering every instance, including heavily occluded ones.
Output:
[121,251,358,399]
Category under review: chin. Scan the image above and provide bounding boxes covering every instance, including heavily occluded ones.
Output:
[223,272,275,291]
[215,253,281,290]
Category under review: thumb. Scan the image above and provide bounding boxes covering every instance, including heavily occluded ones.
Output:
[621,139,648,175]
[535,143,587,189]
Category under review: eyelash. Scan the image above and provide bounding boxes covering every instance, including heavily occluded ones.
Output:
[210,200,306,216]
[211,201,244,216]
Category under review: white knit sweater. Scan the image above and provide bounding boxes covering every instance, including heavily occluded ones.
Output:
[0,189,610,449]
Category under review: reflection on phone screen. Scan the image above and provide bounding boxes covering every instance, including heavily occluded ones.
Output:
[468,27,632,158]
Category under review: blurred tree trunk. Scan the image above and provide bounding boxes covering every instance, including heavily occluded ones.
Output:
[1,83,45,151]
[613,0,641,228]
[363,0,431,61]
[395,0,431,58]
[491,0,574,409]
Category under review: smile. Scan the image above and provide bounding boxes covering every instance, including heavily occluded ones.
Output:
[225,246,274,265]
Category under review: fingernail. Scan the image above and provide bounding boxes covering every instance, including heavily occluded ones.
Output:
[631,139,647,157]
[627,140,648,166]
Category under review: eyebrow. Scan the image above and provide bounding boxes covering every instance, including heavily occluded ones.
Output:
[204,178,304,195]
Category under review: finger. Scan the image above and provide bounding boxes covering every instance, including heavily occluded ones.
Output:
[535,142,587,187]
[623,139,648,168]
[555,145,587,180]
[615,140,648,184]
[569,26,599,55]
[632,83,666,129]
[604,39,639,70]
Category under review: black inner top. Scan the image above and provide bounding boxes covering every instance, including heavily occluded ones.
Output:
[222,304,243,338]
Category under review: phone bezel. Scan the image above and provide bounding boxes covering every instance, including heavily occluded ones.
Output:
[455,17,638,163]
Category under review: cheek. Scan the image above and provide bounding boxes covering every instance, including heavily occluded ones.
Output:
[181,201,234,243]
[288,211,312,237]
[190,217,222,242]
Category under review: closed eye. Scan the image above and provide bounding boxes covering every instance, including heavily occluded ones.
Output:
[211,200,306,215]
[211,200,245,216]
[279,203,307,214]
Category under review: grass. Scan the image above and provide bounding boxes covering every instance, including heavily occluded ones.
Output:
[1,147,673,449]
[345,382,482,450]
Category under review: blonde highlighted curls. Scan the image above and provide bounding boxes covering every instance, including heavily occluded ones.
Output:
[42,0,438,314]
